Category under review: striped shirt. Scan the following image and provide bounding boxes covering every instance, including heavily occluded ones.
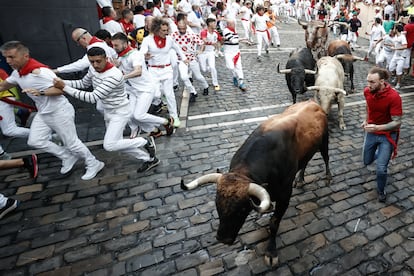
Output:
[63,65,129,112]
[222,28,239,46]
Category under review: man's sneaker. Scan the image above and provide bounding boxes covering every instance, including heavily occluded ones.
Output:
[173,85,179,92]
[150,128,163,138]
[378,191,386,203]
[203,88,209,95]
[189,93,197,103]
[0,151,12,160]
[0,198,18,219]
[60,155,78,174]
[144,136,156,159]
[265,49,269,55]
[277,44,280,48]
[239,83,247,92]
[233,77,238,87]
[81,160,105,180]
[395,83,401,89]
[137,157,160,173]
[173,117,181,128]
[214,85,220,91]
[23,154,38,178]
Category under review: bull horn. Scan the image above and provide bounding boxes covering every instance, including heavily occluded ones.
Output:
[306,86,320,91]
[335,54,346,60]
[277,64,292,74]
[248,183,271,213]
[181,173,222,190]
[298,19,308,27]
[304,69,317,74]
[352,56,365,61]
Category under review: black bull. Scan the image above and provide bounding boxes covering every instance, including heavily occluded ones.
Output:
[278,47,317,104]
[181,101,331,267]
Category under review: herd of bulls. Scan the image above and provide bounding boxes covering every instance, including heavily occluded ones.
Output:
[181,20,366,268]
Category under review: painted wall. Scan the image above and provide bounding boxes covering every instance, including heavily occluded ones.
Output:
[0,1,100,68]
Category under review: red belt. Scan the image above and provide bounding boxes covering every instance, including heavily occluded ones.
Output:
[148,64,171,68]
[241,18,249,21]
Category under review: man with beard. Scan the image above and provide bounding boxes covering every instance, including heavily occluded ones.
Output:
[361,67,402,203]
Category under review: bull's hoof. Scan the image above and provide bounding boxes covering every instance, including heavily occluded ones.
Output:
[339,124,347,130]
[264,255,279,267]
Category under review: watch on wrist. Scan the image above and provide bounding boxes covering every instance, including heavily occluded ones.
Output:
[39,90,45,96]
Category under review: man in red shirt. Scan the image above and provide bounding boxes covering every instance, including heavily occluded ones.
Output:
[362,67,402,203]
[403,16,414,76]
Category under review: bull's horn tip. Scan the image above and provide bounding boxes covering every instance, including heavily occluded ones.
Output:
[180,179,189,190]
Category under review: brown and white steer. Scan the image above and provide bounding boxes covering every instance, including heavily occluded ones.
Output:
[307,56,347,130]
[181,100,331,267]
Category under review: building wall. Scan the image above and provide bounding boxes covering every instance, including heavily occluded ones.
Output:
[0,0,100,68]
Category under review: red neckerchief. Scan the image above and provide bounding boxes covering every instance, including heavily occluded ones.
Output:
[154,35,166,48]
[89,36,104,45]
[120,19,134,33]
[227,27,237,34]
[118,46,134,57]
[19,58,49,77]
[102,17,114,24]
[99,62,114,73]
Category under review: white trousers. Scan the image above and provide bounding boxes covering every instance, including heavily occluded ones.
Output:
[389,54,407,75]
[0,99,30,138]
[103,107,150,162]
[376,49,394,69]
[224,48,244,80]
[149,66,178,119]
[178,60,209,95]
[241,19,253,41]
[27,103,97,167]
[0,193,6,208]
[127,85,165,133]
[348,32,358,47]
[198,51,219,86]
[268,26,281,46]
[256,30,270,57]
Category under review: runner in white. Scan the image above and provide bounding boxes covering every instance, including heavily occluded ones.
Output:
[139,17,188,128]
[0,41,104,180]
[172,19,210,103]
[199,18,222,91]
[111,33,174,138]
[239,1,254,43]
[53,47,160,173]
[251,6,271,61]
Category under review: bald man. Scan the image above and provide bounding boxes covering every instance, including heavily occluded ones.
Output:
[54,28,117,74]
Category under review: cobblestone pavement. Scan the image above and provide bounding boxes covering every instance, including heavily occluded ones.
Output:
[1,22,414,276]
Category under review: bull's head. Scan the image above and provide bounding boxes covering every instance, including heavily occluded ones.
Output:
[181,172,271,245]
[306,85,347,112]
[277,63,317,94]
[298,19,327,49]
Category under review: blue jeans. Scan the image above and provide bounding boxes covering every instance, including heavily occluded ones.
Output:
[362,132,397,194]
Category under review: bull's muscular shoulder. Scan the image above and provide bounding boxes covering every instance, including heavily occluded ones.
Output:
[261,101,327,158]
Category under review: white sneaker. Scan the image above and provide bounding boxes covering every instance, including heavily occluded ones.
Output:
[60,155,78,174]
[395,83,401,89]
[81,161,105,180]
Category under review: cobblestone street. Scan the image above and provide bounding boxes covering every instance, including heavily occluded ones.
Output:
[1,22,414,275]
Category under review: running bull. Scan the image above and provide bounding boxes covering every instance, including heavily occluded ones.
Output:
[277,47,317,104]
[181,100,331,267]
[327,40,365,93]
[298,19,329,60]
[307,56,347,130]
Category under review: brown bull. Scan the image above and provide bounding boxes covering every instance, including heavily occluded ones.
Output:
[182,100,331,267]
[298,19,329,60]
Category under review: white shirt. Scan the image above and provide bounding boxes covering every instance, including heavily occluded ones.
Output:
[57,40,117,73]
[187,10,204,34]
[139,34,187,65]
[228,2,241,20]
[251,14,270,31]
[133,14,146,29]
[240,6,253,21]
[7,68,68,114]
[100,20,124,36]
[370,24,386,42]
[177,0,192,13]
[118,49,154,93]
[96,0,112,8]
